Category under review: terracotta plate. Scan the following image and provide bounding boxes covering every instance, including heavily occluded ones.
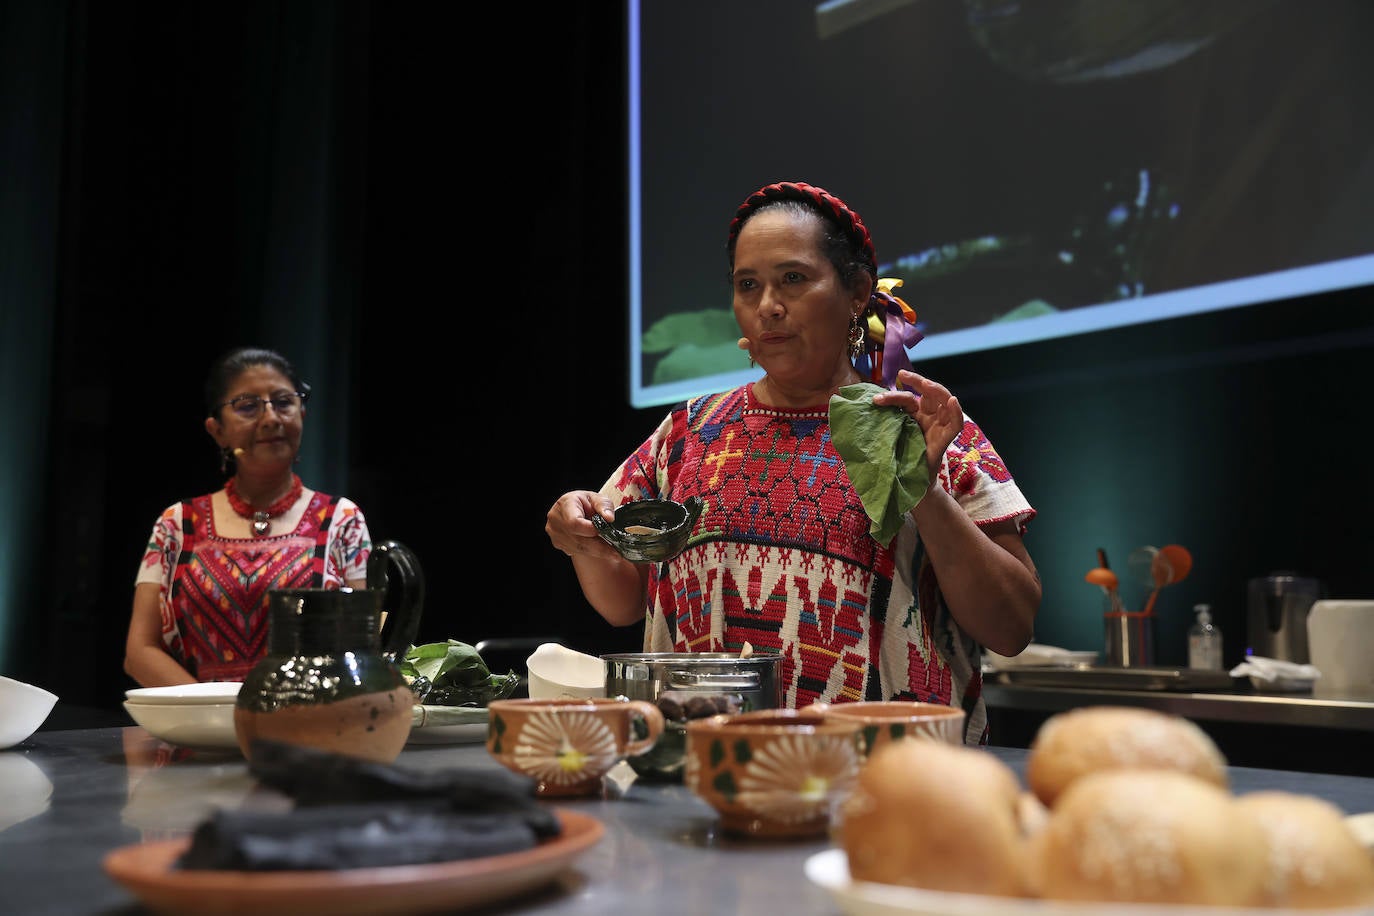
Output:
[104,809,604,915]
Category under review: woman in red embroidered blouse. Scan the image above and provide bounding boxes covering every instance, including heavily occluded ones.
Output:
[124,347,371,687]
[546,182,1042,743]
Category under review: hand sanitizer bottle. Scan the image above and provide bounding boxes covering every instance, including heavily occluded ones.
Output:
[1188,603,1223,670]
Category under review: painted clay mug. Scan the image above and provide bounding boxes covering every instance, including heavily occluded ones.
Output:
[234,539,425,764]
[798,700,966,755]
[684,708,865,838]
[486,697,665,797]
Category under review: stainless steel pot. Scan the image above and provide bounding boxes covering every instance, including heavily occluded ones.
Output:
[601,652,783,711]
[601,651,784,782]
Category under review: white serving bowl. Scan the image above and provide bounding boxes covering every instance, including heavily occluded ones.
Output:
[0,675,59,749]
[124,682,242,706]
[122,700,240,752]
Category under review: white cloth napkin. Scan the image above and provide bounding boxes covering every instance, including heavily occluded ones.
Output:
[1230,655,1320,689]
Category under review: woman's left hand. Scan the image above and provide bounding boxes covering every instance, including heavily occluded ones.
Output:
[872,369,963,481]
[872,368,1040,656]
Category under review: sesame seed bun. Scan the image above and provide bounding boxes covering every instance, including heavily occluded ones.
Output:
[836,740,1036,898]
[1030,768,1269,906]
[1236,790,1374,909]
[1025,705,1228,807]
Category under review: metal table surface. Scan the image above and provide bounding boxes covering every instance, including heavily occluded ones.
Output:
[4,726,1374,915]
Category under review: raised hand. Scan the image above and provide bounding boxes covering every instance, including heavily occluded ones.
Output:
[872,369,963,480]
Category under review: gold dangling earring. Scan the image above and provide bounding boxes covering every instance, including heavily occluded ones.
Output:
[737,336,755,368]
[848,311,866,361]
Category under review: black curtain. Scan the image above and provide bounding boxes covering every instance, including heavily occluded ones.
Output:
[4,1,643,709]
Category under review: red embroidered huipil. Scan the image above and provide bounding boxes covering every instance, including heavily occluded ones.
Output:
[598,384,1034,744]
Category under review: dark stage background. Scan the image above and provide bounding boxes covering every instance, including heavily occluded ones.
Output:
[2,1,647,711]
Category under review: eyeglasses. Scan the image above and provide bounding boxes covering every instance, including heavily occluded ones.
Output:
[218,391,308,421]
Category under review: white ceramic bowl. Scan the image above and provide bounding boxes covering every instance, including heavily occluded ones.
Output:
[0,675,59,749]
[525,643,605,700]
[122,700,240,752]
[124,682,242,706]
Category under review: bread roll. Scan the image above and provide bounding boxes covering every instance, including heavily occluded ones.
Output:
[1236,790,1374,909]
[1031,768,1269,906]
[1025,705,1227,807]
[836,740,1035,898]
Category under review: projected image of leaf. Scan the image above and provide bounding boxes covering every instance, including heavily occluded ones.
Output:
[643,309,746,384]
[642,310,739,353]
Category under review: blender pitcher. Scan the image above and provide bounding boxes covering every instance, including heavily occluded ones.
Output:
[1246,572,1324,663]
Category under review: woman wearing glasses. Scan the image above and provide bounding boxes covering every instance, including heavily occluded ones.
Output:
[123,346,372,686]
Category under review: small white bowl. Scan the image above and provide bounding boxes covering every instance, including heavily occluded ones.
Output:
[0,675,59,749]
[125,682,242,706]
[525,643,605,700]
[123,700,240,752]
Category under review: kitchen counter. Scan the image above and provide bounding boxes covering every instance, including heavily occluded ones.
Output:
[5,726,1374,914]
[984,678,1374,775]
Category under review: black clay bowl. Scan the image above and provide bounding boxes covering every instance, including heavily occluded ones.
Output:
[591,496,703,563]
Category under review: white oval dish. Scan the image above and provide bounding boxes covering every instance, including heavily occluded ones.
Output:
[123,701,240,752]
[125,682,243,706]
[804,847,1374,916]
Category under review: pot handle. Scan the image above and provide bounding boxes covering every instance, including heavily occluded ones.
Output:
[367,539,426,660]
[667,669,759,689]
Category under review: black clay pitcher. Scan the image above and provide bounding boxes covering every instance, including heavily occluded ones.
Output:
[234,539,425,763]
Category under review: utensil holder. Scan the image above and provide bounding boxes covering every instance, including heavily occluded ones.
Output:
[1104,610,1154,667]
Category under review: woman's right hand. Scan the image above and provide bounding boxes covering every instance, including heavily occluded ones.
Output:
[548,490,651,626]
[545,490,625,563]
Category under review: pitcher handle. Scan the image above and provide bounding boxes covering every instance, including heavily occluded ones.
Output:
[368,539,426,660]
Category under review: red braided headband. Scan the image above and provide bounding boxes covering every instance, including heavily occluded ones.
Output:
[727,181,877,271]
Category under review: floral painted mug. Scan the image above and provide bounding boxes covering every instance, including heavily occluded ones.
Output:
[486,697,665,797]
[683,708,865,838]
[798,700,966,755]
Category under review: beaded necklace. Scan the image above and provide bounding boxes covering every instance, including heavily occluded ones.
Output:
[224,473,303,537]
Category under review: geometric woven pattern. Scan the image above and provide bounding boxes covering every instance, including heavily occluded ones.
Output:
[600,383,1034,743]
[136,491,371,681]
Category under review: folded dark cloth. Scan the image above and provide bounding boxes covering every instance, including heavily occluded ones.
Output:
[247,739,559,838]
[173,741,570,872]
[176,802,539,871]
